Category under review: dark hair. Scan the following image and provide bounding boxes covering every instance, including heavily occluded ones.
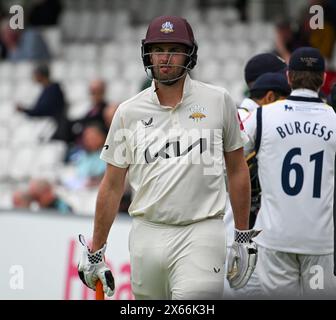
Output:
[250,89,288,100]
[84,120,108,136]
[288,70,324,91]
[34,63,50,78]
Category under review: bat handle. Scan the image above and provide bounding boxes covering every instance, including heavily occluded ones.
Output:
[95,280,104,300]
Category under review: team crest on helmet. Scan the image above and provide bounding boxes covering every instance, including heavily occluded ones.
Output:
[189,105,206,122]
[160,21,174,34]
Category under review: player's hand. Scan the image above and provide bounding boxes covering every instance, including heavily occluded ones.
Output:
[226,229,261,289]
[77,234,115,297]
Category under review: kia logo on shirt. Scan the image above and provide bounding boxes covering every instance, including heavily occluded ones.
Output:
[144,138,207,164]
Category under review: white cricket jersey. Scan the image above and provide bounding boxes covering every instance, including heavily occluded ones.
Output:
[244,89,336,254]
[101,75,248,225]
[240,98,259,112]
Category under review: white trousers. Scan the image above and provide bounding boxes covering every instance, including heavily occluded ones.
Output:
[257,245,336,299]
[223,262,264,299]
[129,217,226,300]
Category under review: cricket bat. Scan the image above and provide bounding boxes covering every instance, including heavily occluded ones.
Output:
[95,280,104,300]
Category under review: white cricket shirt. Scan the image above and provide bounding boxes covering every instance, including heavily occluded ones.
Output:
[240,97,259,112]
[244,89,336,254]
[101,75,247,225]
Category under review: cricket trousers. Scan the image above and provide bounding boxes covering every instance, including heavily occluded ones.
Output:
[256,245,336,298]
[129,216,226,300]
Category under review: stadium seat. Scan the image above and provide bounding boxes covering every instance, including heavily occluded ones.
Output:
[65,80,87,103]
[8,145,37,181]
[67,100,90,120]
[0,82,13,101]
[94,11,114,41]
[100,62,120,81]
[51,60,66,81]
[0,62,14,81]
[14,62,34,80]
[15,82,41,105]
[106,80,134,102]
[42,27,62,58]
[0,147,11,180]
[59,10,80,42]
[101,43,120,62]
[123,61,144,82]
[31,142,67,180]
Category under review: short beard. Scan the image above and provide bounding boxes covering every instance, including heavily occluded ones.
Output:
[152,67,187,85]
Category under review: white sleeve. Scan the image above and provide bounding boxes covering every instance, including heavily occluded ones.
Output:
[243,108,257,156]
[100,106,131,168]
[222,91,249,152]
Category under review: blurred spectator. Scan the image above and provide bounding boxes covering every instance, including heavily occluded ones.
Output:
[62,120,131,212]
[64,122,107,189]
[0,37,7,59]
[0,18,19,60]
[0,8,7,59]
[12,190,33,209]
[320,69,336,96]
[103,102,119,128]
[0,3,4,18]
[327,83,336,112]
[308,0,336,61]
[235,0,248,22]
[16,63,70,142]
[273,18,310,63]
[308,0,336,97]
[28,0,63,26]
[28,178,73,214]
[74,122,107,187]
[69,79,109,143]
[0,19,51,61]
[274,0,336,64]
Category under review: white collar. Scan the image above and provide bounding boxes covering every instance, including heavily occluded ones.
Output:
[291,89,319,98]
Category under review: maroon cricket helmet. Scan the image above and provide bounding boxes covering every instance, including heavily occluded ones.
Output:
[141,16,198,71]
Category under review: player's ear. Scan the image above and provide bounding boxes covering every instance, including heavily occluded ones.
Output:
[265,91,275,104]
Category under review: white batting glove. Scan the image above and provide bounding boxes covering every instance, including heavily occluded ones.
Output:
[226,229,261,289]
[77,234,115,297]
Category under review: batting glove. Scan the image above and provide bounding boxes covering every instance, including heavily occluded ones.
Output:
[77,234,115,297]
[227,229,261,289]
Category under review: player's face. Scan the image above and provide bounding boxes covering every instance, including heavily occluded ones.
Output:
[149,43,188,82]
